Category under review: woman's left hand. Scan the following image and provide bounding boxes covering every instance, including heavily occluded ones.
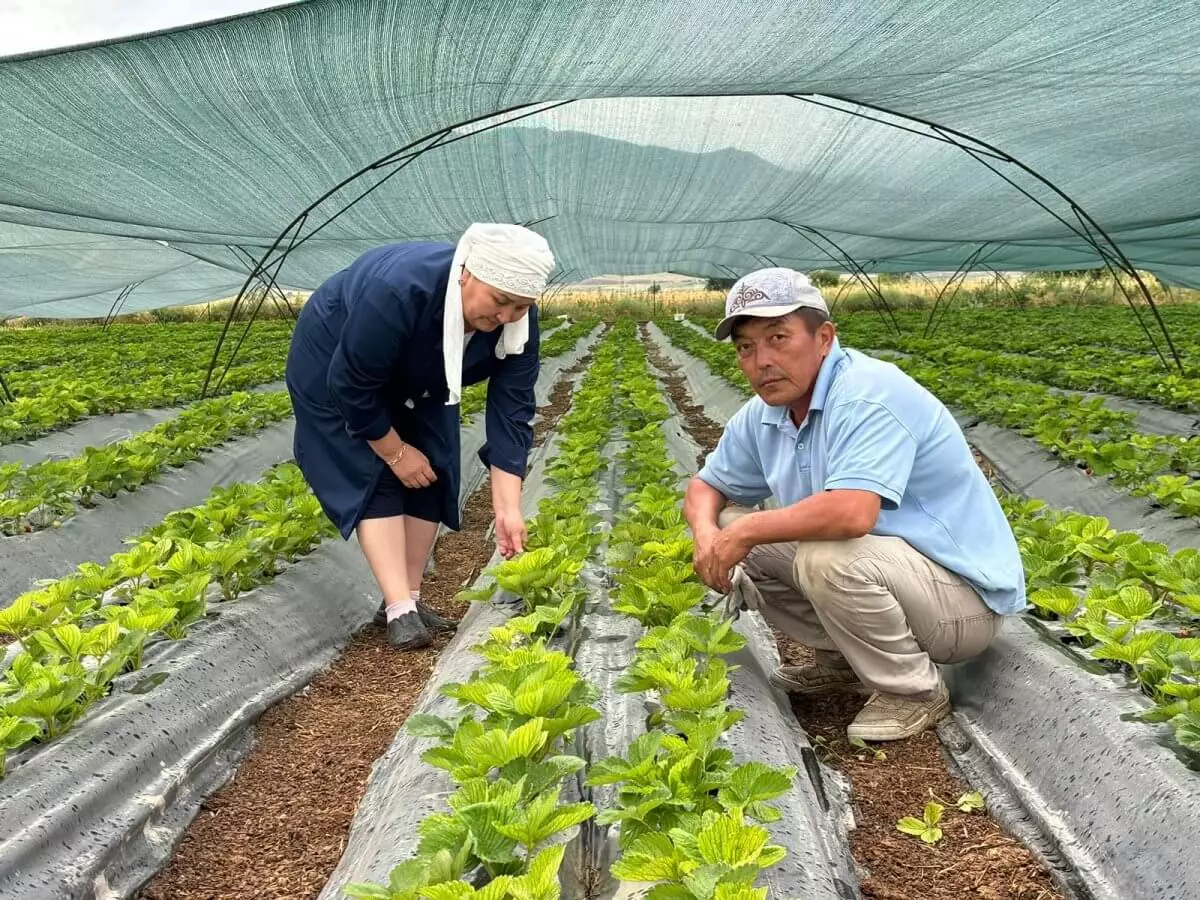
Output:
[495,506,527,559]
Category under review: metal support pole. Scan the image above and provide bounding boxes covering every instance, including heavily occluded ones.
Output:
[923,243,995,338]
[102,281,142,329]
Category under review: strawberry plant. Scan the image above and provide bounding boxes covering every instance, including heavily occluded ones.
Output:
[897,802,944,845]
[0,462,338,776]
[347,331,616,899]
[583,325,798,898]
[0,390,292,534]
[0,321,293,445]
[463,330,616,625]
[659,318,1200,761]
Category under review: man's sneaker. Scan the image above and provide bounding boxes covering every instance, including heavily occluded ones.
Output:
[768,662,867,695]
[846,682,951,742]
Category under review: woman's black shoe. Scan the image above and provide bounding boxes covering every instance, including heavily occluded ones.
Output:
[387,611,433,650]
[417,600,459,633]
[375,599,458,632]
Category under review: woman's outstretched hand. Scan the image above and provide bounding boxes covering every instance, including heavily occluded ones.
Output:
[490,466,526,559]
[391,444,437,489]
[495,506,527,559]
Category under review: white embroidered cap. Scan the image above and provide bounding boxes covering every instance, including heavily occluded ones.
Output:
[713,268,830,340]
[462,223,555,298]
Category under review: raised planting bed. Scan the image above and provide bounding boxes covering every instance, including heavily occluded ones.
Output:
[0,322,293,446]
[0,379,286,468]
[321,323,858,900]
[0,327,599,899]
[649,318,1200,900]
[0,418,297,602]
[140,336,601,900]
[0,389,293,535]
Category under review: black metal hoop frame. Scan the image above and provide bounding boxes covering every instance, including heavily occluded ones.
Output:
[194,90,1183,393]
[101,280,144,329]
[787,94,1182,371]
[921,243,1002,338]
[772,220,902,335]
[199,100,576,397]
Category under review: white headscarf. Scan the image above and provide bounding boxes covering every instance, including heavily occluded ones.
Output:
[443,223,555,404]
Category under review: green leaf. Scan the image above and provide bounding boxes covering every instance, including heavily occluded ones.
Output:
[1029,586,1080,618]
[610,833,680,882]
[512,844,566,900]
[388,859,431,896]
[343,885,394,899]
[513,679,577,718]
[646,886,694,900]
[500,755,586,797]
[425,845,470,887]
[457,803,520,865]
[1173,712,1200,752]
[695,816,770,867]
[681,864,731,900]
[421,881,475,900]
[417,813,471,858]
[476,876,518,900]
[407,714,458,740]
[716,762,795,810]
[896,817,929,837]
[0,715,41,750]
[712,885,768,900]
[897,802,944,844]
[956,791,986,813]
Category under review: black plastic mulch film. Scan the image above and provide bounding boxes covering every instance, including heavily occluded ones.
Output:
[644,322,1200,900]
[0,329,600,899]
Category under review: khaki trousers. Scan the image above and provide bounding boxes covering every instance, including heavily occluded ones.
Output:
[720,507,1003,696]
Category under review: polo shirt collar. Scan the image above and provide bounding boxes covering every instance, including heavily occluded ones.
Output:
[760,338,847,429]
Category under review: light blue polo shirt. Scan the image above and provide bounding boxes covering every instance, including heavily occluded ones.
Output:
[698,340,1027,615]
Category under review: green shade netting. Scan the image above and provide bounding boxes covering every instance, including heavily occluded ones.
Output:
[0,0,1198,316]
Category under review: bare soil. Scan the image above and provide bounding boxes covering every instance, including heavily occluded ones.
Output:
[776,632,1061,900]
[639,324,1063,900]
[138,359,586,900]
[639,324,725,466]
[137,488,494,900]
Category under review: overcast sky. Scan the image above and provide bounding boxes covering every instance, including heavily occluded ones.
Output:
[0,0,288,58]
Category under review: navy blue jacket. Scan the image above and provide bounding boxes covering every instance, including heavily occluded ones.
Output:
[284,242,539,538]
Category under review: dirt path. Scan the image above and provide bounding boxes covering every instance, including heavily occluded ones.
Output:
[638,323,1063,900]
[138,357,589,900]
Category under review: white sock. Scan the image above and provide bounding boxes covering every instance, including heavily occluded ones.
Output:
[385,596,417,622]
[410,589,422,604]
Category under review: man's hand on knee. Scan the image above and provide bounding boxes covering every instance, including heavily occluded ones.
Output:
[693,518,752,593]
